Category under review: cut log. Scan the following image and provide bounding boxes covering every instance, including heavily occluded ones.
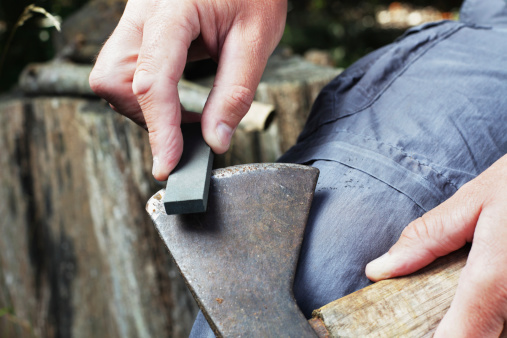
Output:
[256,55,342,153]
[19,62,95,96]
[0,97,198,337]
[18,62,275,133]
[19,59,341,167]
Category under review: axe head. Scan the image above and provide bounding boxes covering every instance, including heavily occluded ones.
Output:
[147,163,319,337]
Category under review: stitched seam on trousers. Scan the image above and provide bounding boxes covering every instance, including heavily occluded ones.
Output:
[285,140,453,211]
[303,158,431,213]
[324,128,460,191]
[292,129,461,193]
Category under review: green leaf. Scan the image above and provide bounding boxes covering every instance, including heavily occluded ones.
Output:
[0,307,14,317]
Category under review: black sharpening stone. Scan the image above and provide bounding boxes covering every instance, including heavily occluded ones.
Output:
[163,123,214,215]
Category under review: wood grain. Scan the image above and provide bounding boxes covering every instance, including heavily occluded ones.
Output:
[312,247,470,337]
[0,97,198,337]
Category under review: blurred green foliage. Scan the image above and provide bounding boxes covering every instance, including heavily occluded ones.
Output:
[282,0,462,67]
[0,0,463,93]
[0,0,88,92]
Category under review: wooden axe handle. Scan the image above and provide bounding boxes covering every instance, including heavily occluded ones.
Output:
[309,246,469,337]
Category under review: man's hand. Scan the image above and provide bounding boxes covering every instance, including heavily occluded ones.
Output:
[366,155,507,336]
[89,0,287,180]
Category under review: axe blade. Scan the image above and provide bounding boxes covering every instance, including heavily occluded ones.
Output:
[147,163,319,337]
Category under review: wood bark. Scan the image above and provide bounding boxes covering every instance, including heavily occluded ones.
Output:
[255,55,341,153]
[0,97,197,338]
[19,59,341,167]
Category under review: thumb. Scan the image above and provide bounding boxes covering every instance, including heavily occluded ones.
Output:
[200,27,271,153]
[365,181,482,281]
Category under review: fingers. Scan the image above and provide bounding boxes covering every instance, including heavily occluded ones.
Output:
[365,181,482,281]
[89,1,146,127]
[364,155,507,335]
[200,26,270,153]
[91,0,202,181]
[434,203,507,337]
[132,5,200,180]
[198,0,287,153]
[366,156,507,281]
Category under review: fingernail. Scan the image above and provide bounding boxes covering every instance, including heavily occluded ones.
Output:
[365,252,394,281]
[216,122,233,147]
[152,156,160,177]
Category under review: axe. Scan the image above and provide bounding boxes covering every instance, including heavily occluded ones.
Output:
[146,126,468,337]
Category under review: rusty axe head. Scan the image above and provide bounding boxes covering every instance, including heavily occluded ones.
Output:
[147,163,319,336]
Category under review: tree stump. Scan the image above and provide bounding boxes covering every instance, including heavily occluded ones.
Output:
[0,97,197,338]
[257,55,341,153]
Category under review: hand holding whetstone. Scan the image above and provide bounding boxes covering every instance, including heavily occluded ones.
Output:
[163,123,214,215]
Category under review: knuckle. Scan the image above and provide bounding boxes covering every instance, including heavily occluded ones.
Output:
[419,213,446,242]
[147,0,162,9]
[399,215,447,257]
[148,128,182,164]
[222,85,255,120]
[118,16,143,37]
[88,67,110,97]
[400,217,431,243]
[135,53,158,75]
[144,4,198,43]
[460,178,488,202]
[168,16,196,41]
[134,55,179,95]
[136,92,157,117]
[143,106,179,135]
[89,58,130,100]
[132,67,159,100]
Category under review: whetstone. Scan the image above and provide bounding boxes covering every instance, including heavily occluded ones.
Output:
[163,123,214,215]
